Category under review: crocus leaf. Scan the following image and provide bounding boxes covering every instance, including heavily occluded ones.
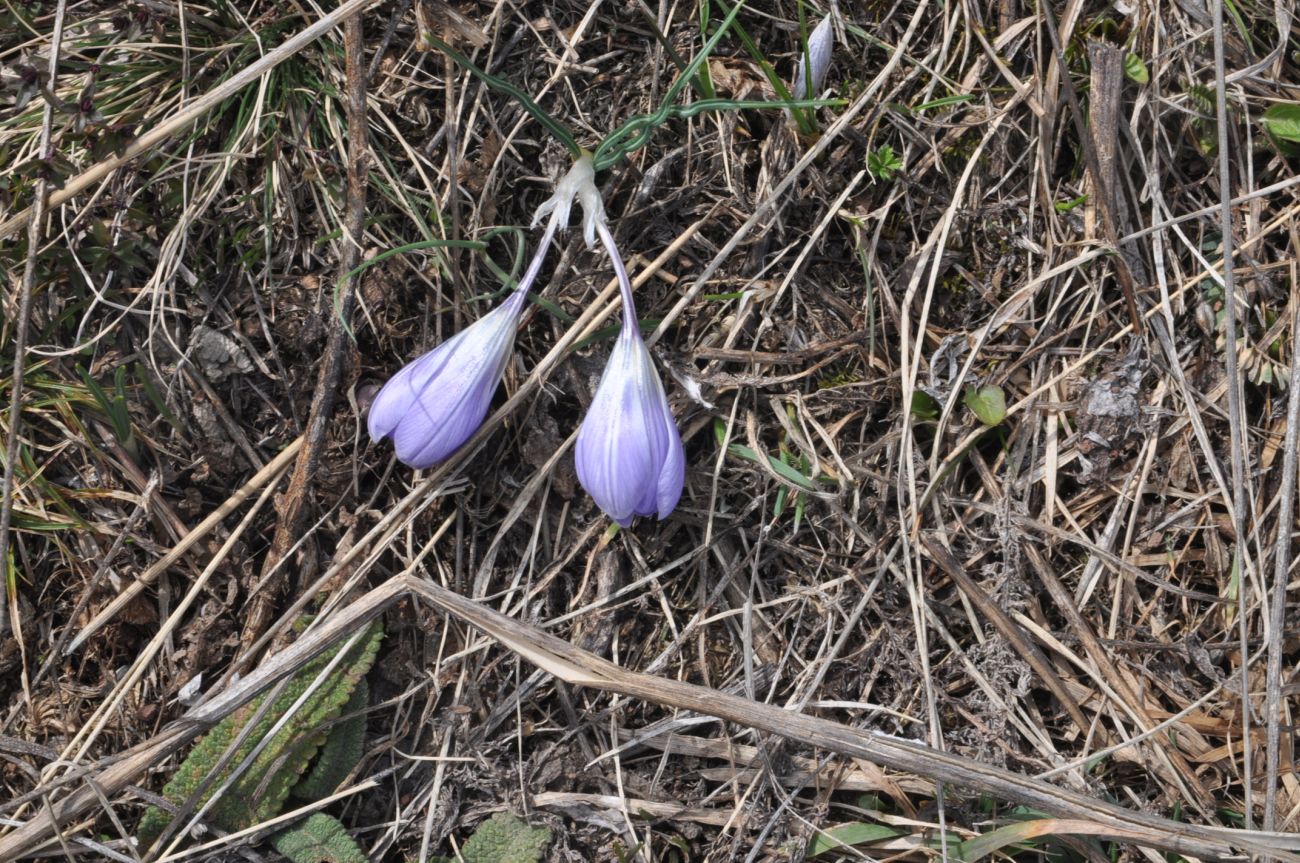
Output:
[809,823,901,857]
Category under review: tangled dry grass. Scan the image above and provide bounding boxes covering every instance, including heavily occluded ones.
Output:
[2,0,1299,860]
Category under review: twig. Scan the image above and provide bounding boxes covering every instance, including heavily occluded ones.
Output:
[1212,0,1254,825]
[237,9,371,653]
[0,0,67,647]
[1263,277,1300,829]
[1038,2,1143,335]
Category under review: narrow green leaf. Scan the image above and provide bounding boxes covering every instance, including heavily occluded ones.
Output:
[954,818,1126,863]
[954,821,1044,862]
[711,0,797,110]
[1054,194,1088,213]
[334,237,491,339]
[911,93,975,111]
[809,823,901,857]
[571,318,659,351]
[713,417,729,448]
[419,33,581,158]
[773,483,789,518]
[726,441,818,491]
[793,454,809,531]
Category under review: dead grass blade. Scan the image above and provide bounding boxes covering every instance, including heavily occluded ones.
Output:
[237,7,372,653]
[0,0,67,655]
[4,576,1300,862]
[64,438,304,655]
[0,0,384,242]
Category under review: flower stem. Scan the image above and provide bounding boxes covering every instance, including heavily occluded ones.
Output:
[595,222,639,334]
[506,209,562,311]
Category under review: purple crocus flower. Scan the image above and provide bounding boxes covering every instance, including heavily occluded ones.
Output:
[575,222,685,526]
[368,215,560,468]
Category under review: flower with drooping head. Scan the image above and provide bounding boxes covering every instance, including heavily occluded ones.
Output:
[791,15,834,101]
[368,215,560,468]
[575,222,685,526]
[368,291,525,468]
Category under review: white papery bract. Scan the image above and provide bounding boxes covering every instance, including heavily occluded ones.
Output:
[531,153,607,249]
[368,290,528,468]
[574,223,685,526]
[792,15,834,100]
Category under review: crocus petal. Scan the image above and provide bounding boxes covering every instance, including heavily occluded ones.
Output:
[367,341,455,442]
[653,389,686,518]
[574,221,686,526]
[792,15,834,100]
[575,324,687,526]
[372,191,564,471]
[576,330,670,525]
[369,294,524,469]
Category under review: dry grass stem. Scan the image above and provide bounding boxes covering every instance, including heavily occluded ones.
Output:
[3,0,1299,860]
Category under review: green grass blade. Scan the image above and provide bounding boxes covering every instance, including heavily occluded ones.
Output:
[419,33,581,158]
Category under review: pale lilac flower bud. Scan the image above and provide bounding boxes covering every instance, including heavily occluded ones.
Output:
[367,294,523,468]
[368,216,559,468]
[791,15,834,100]
[575,223,685,526]
[530,153,607,249]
